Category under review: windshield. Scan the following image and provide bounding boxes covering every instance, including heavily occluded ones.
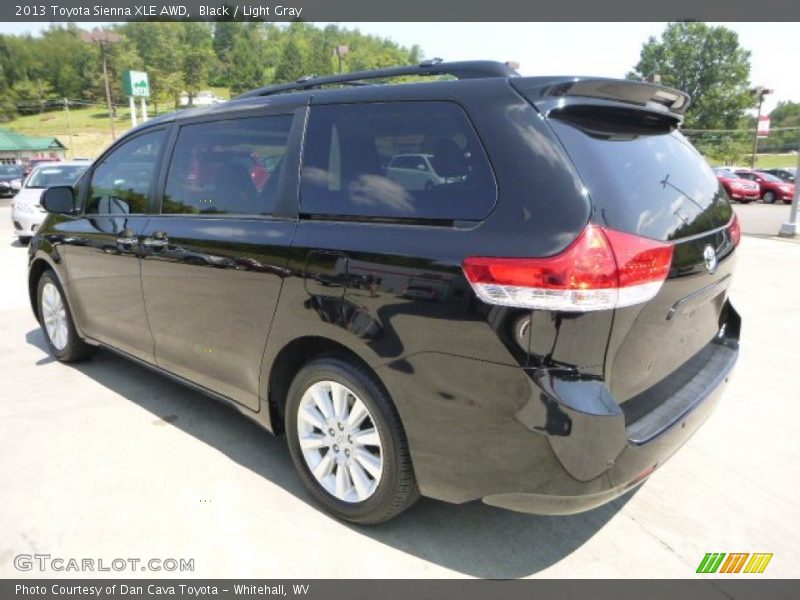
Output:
[715,169,738,179]
[756,172,782,183]
[26,165,87,189]
[0,165,23,177]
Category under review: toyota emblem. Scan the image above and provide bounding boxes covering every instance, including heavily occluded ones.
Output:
[703,245,717,274]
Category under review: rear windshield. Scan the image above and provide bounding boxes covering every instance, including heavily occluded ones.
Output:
[550,120,732,241]
[27,165,88,188]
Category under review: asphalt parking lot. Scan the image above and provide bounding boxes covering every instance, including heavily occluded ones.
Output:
[732,201,795,237]
[1,203,798,579]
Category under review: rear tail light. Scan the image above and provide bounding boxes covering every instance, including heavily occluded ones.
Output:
[462,225,674,312]
[729,214,741,247]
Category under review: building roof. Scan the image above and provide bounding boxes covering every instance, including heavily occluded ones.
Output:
[0,128,67,152]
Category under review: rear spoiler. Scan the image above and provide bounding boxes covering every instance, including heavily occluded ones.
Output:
[511,77,690,118]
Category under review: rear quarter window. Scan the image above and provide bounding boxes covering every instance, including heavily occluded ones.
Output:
[300,101,497,221]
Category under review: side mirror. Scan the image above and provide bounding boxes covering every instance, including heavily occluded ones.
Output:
[41,186,77,215]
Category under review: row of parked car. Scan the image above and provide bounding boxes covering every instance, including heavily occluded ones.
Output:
[713,166,796,204]
[8,159,91,243]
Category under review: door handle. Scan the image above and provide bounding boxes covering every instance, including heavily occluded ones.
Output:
[143,232,169,248]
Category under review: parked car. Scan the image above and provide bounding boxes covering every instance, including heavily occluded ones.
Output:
[29,61,740,524]
[0,164,24,196]
[761,168,796,184]
[734,169,795,203]
[712,168,760,203]
[11,161,90,243]
[386,153,464,190]
[179,90,223,106]
[24,157,60,177]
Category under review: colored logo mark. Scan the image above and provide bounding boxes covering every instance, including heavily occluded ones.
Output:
[696,552,773,574]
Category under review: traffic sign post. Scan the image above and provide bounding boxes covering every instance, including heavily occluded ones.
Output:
[778,150,800,238]
[123,70,150,127]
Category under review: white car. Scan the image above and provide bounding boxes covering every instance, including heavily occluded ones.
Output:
[11,161,90,244]
[179,90,223,106]
[386,153,464,191]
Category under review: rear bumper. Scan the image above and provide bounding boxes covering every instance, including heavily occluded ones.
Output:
[377,304,739,514]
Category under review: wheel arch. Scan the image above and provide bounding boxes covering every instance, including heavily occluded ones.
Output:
[28,256,56,322]
[266,335,391,436]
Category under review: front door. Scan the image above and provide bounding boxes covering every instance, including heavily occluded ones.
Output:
[60,128,168,362]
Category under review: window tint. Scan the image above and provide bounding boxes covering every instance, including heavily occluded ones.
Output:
[87,129,166,215]
[551,121,732,241]
[301,102,496,221]
[162,115,293,216]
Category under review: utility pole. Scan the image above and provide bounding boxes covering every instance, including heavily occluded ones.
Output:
[82,28,123,141]
[778,149,800,238]
[63,98,74,160]
[334,45,349,74]
[750,86,773,169]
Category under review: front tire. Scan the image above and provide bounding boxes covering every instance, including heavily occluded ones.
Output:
[37,270,95,363]
[285,357,419,524]
[763,191,776,204]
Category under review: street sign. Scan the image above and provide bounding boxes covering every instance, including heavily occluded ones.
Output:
[123,70,150,98]
[757,116,770,138]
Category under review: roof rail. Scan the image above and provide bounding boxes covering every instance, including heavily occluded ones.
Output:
[235,60,519,99]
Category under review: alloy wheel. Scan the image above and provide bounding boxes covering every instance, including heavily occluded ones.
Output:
[296,380,383,503]
[41,282,68,351]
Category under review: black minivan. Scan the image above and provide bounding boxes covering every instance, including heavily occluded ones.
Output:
[29,61,740,524]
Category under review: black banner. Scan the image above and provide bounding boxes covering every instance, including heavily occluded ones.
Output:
[3,0,800,22]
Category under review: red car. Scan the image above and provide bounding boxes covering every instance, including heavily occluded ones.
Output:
[713,168,760,203]
[734,169,796,204]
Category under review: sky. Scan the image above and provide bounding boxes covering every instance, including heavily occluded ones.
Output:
[1,21,795,114]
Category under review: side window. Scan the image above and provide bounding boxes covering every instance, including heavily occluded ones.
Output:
[87,129,166,215]
[301,102,496,221]
[162,115,293,216]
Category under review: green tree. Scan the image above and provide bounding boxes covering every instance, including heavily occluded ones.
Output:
[12,78,52,114]
[764,101,800,153]
[229,24,267,95]
[180,22,215,106]
[273,35,306,83]
[121,22,184,114]
[628,22,755,132]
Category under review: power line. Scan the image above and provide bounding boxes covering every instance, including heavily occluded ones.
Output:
[683,126,800,133]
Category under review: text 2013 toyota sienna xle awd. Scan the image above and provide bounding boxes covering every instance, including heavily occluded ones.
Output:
[28,61,740,524]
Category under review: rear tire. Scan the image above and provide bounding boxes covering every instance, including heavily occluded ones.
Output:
[37,270,96,363]
[285,356,419,524]
[763,191,776,204]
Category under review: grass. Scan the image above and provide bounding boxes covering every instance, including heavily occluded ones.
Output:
[2,105,135,159]
[750,154,799,169]
[2,86,232,159]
